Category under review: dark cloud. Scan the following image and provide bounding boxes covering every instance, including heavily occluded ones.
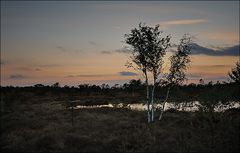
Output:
[191,43,239,56]
[9,74,27,79]
[207,44,226,50]
[168,43,239,56]
[35,68,41,71]
[119,71,138,76]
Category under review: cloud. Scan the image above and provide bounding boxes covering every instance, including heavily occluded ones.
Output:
[74,49,83,53]
[35,68,41,71]
[207,45,227,50]
[101,51,113,54]
[9,74,28,79]
[103,43,238,57]
[66,72,138,78]
[160,19,208,27]
[191,43,239,56]
[57,46,83,54]
[119,71,138,76]
[66,74,113,78]
[38,64,61,67]
[100,47,132,55]
[193,65,233,69]
[89,41,98,46]
[57,46,66,52]
[113,26,121,29]
[186,73,202,79]
[202,31,239,44]
[0,60,8,65]
[14,67,32,71]
[115,47,131,54]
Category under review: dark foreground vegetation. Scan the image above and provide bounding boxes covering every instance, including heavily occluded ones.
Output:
[0,82,240,153]
[1,99,239,153]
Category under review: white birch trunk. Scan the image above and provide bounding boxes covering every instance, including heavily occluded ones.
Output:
[145,72,151,123]
[151,84,156,122]
[159,86,171,120]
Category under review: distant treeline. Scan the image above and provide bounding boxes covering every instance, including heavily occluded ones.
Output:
[1,79,239,103]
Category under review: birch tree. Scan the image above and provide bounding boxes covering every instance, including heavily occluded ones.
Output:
[159,34,192,120]
[146,25,171,122]
[125,23,152,122]
[125,23,171,122]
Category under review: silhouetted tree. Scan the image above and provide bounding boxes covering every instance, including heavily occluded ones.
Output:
[34,84,45,88]
[125,23,193,122]
[145,25,171,122]
[64,85,70,89]
[159,34,192,120]
[199,78,205,86]
[111,84,120,90]
[228,61,240,83]
[125,23,152,122]
[125,23,170,122]
[51,82,60,88]
[208,81,213,86]
[101,84,110,90]
[128,79,142,96]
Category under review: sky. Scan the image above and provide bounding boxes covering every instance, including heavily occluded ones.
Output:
[1,1,239,86]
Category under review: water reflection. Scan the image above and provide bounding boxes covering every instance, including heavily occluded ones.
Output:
[73,101,240,112]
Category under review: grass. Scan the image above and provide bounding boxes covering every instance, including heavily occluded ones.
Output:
[1,96,239,153]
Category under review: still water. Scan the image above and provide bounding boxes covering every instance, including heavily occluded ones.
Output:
[73,101,240,112]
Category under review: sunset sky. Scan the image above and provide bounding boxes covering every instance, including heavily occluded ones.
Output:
[1,1,239,86]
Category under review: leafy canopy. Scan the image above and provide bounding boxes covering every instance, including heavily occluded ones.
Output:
[124,23,170,77]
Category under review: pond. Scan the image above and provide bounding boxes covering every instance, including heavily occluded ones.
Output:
[72,101,240,112]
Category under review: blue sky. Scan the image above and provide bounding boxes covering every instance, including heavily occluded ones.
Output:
[1,1,239,86]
